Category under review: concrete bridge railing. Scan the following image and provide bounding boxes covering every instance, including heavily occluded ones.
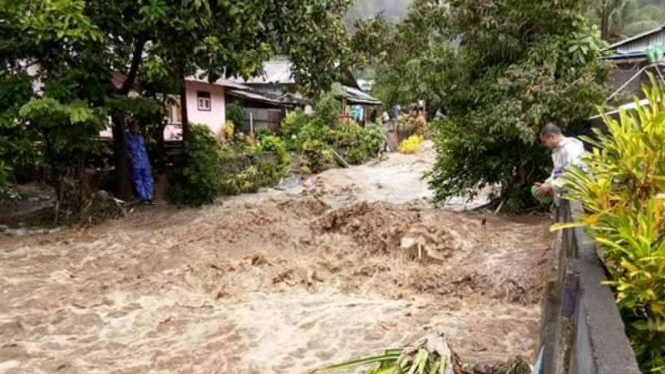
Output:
[536,200,641,374]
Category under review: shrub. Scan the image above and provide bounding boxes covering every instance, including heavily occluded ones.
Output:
[294,120,329,152]
[361,123,388,156]
[327,122,367,165]
[219,154,285,195]
[0,161,18,200]
[313,91,341,126]
[254,134,291,174]
[399,134,423,154]
[167,124,220,207]
[301,139,335,173]
[557,82,665,371]
[280,108,309,142]
[254,127,274,141]
[325,121,386,165]
[226,101,244,129]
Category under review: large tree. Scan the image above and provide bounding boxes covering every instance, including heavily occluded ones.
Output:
[355,0,610,211]
[431,0,610,211]
[1,0,353,200]
[587,0,638,41]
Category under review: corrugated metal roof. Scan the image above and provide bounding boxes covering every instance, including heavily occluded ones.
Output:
[605,25,665,54]
[601,51,647,61]
[185,73,254,90]
[227,58,295,85]
[226,89,283,106]
[341,86,382,106]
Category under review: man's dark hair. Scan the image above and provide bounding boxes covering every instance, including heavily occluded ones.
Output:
[540,123,562,137]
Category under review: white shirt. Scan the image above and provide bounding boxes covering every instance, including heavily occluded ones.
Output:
[547,137,586,198]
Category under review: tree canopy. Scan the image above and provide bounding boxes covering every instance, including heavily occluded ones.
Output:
[0,0,353,207]
[353,0,610,211]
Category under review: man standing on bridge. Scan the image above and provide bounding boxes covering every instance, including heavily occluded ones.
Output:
[535,123,586,205]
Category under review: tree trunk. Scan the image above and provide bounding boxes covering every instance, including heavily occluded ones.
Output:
[120,36,148,96]
[180,76,191,142]
[155,119,167,171]
[113,35,148,200]
[112,118,133,200]
[600,6,610,41]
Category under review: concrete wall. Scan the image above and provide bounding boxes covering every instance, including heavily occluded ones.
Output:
[536,201,641,374]
[185,81,226,135]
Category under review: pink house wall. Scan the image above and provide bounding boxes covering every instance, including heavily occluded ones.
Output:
[185,81,226,135]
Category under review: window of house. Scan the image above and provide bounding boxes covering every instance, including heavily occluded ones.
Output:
[197,91,211,111]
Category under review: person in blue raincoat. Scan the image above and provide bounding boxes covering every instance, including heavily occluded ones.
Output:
[125,123,153,204]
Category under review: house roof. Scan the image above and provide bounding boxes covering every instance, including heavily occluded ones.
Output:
[605,25,665,52]
[186,74,288,106]
[225,89,283,106]
[340,86,382,106]
[187,60,382,106]
[601,51,647,61]
[228,58,295,85]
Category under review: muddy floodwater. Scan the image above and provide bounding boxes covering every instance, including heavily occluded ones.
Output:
[0,142,553,374]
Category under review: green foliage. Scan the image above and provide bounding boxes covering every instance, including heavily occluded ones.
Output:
[2,0,354,208]
[216,132,290,195]
[556,82,665,372]
[107,96,164,141]
[226,102,244,129]
[413,0,610,211]
[18,97,107,216]
[0,72,40,192]
[19,98,106,160]
[254,134,291,174]
[316,333,462,374]
[278,93,386,169]
[280,109,311,148]
[327,121,386,165]
[302,140,335,174]
[219,156,285,195]
[167,125,221,207]
[0,161,17,200]
[313,92,342,127]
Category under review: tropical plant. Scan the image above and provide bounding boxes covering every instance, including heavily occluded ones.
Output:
[0,161,18,200]
[302,139,335,174]
[316,333,463,374]
[360,123,388,157]
[19,98,107,218]
[314,91,343,127]
[423,0,609,211]
[167,124,221,207]
[226,102,244,129]
[555,81,665,371]
[280,108,311,148]
[2,0,354,204]
[254,134,291,175]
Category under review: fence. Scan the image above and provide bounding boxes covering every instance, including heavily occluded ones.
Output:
[536,200,641,374]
